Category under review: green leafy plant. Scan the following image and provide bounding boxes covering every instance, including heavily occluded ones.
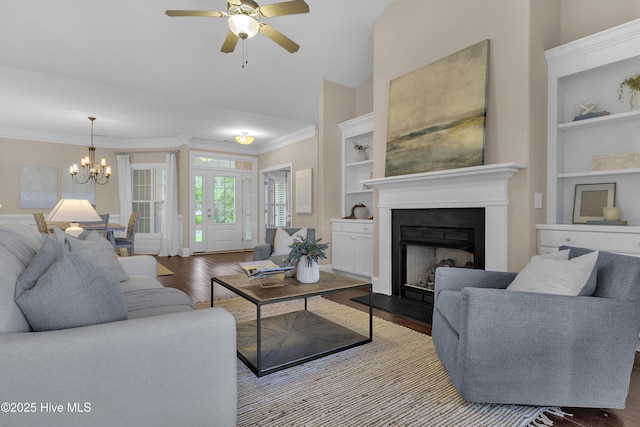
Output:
[285,236,329,267]
[617,73,640,109]
[352,141,370,151]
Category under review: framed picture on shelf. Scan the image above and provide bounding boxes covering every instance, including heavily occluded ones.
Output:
[572,183,616,223]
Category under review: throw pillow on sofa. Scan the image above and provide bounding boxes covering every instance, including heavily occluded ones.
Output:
[272,227,307,256]
[53,228,130,283]
[506,250,598,296]
[15,246,127,331]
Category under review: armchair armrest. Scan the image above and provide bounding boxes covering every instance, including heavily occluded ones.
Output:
[459,287,640,406]
[0,308,237,427]
[253,243,272,261]
[434,267,517,306]
[118,255,157,278]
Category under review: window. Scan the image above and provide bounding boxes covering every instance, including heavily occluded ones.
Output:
[132,166,166,234]
[266,174,289,228]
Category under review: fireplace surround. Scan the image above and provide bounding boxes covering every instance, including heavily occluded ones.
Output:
[364,162,525,295]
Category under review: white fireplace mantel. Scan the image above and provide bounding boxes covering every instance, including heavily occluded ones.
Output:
[363,162,526,295]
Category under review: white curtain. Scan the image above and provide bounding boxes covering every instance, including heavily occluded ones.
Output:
[117,154,132,238]
[159,152,179,256]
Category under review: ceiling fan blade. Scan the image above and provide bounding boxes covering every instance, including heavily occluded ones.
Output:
[221,31,239,53]
[165,10,227,17]
[259,24,300,53]
[258,0,309,17]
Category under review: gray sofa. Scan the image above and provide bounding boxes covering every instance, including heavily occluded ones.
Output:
[432,246,640,409]
[253,227,316,265]
[0,222,237,427]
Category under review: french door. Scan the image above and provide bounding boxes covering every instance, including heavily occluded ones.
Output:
[192,169,255,253]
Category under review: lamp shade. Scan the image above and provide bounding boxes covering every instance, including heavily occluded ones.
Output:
[47,199,102,222]
[228,14,260,39]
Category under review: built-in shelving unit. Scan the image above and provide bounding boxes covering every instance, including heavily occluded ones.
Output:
[538,18,640,255]
[339,112,374,218]
[332,112,374,279]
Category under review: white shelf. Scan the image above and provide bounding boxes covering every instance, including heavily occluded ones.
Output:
[558,109,640,131]
[346,189,373,195]
[558,167,640,178]
[346,159,374,168]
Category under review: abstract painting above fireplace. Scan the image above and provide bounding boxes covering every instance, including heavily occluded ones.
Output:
[385,39,490,177]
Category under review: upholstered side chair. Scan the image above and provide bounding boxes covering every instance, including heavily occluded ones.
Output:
[432,246,640,409]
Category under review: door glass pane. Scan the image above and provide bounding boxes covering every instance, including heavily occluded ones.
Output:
[194,175,203,243]
[213,176,235,224]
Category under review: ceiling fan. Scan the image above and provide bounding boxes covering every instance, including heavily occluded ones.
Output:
[166,0,309,54]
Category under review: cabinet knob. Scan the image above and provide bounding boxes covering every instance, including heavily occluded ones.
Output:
[565,237,572,243]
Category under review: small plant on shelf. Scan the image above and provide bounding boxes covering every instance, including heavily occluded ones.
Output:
[352,141,370,151]
[617,73,640,109]
[285,236,329,267]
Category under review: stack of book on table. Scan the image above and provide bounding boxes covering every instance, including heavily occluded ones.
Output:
[239,260,294,279]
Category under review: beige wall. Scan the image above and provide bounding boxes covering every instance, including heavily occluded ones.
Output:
[371,0,640,271]
[560,0,640,43]
[258,135,320,231]
[0,137,121,214]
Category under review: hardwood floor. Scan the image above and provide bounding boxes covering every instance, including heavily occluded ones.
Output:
[155,252,640,427]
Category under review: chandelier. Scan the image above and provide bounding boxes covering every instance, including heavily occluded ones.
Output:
[70,117,111,185]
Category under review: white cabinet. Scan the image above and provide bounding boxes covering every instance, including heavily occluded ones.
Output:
[338,112,374,218]
[539,19,640,252]
[331,219,373,277]
[537,224,640,257]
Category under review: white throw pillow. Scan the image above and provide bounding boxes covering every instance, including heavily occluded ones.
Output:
[506,250,598,296]
[272,228,307,256]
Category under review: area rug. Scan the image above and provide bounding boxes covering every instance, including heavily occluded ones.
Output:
[156,262,174,276]
[212,297,569,427]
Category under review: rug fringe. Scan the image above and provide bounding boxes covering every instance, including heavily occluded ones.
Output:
[526,407,573,427]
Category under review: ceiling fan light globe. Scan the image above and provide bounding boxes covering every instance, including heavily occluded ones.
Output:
[228,14,259,39]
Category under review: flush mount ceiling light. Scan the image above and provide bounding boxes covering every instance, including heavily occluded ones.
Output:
[235,132,255,145]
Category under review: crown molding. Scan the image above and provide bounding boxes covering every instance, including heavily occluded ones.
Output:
[0,125,317,155]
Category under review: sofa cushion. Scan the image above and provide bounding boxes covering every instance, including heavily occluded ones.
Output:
[124,288,195,319]
[15,236,64,292]
[507,250,598,296]
[54,228,130,283]
[0,224,44,333]
[272,227,307,256]
[15,249,128,331]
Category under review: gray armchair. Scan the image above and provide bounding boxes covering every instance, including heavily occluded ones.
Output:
[254,227,316,265]
[432,246,640,409]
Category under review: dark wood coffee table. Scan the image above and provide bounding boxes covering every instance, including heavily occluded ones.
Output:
[211,271,372,376]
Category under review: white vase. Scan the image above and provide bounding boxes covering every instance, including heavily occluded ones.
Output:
[296,256,320,283]
[355,149,367,162]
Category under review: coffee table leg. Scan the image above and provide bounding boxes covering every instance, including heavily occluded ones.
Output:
[256,304,262,375]
[368,284,373,341]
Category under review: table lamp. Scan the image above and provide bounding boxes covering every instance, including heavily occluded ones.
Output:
[47,199,102,237]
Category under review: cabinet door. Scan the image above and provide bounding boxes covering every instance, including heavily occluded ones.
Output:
[353,234,374,276]
[331,232,356,272]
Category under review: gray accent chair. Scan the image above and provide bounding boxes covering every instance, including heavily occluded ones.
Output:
[253,227,316,265]
[432,246,640,409]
